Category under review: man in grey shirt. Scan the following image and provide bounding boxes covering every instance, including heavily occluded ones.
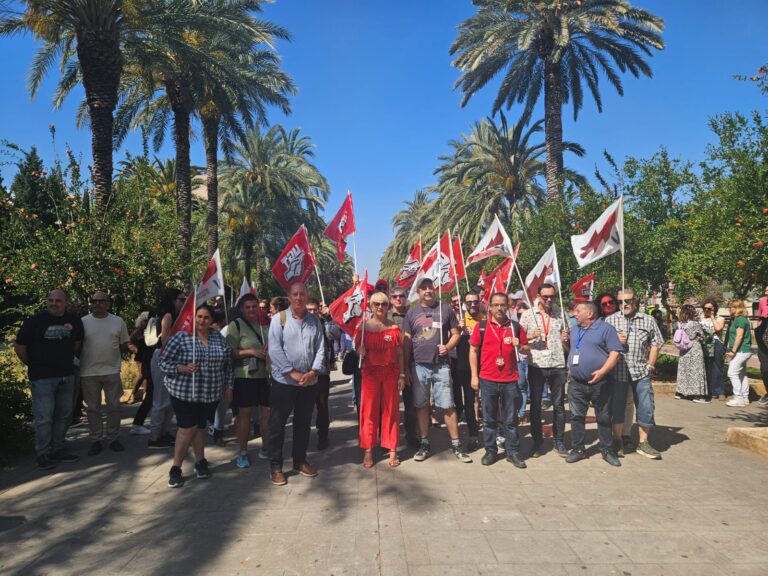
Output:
[267,282,326,486]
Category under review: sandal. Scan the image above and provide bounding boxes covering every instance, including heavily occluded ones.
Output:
[388,451,400,468]
[363,450,374,469]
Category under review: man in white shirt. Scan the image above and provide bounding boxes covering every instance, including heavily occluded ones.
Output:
[80,291,131,456]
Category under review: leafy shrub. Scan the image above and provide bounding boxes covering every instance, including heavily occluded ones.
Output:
[0,345,33,465]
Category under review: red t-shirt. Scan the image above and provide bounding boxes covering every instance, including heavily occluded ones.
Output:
[469,319,528,382]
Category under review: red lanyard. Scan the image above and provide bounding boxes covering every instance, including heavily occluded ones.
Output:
[541,312,551,340]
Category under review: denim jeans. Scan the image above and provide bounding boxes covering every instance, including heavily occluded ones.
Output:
[149,349,174,439]
[612,376,655,429]
[480,379,521,455]
[528,366,566,444]
[707,340,725,397]
[516,360,529,418]
[568,377,613,453]
[30,376,75,456]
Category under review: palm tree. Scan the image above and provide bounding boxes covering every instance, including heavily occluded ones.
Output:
[434,113,585,244]
[0,0,141,206]
[450,0,664,201]
[379,189,436,282]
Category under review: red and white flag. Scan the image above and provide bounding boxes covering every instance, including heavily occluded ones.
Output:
[323,192,356,261]
[571,273,595,302]
[570,197,624,268]
[466,215,515,264]
[162,289,197,353]
[452,236,467,280]
[476,267,487,287]
[271,225,316,293]
[524,243,561,305]
[329,271,372,338]
[237,277,258,304]
[196,249,225,303]
[407,233,457,302]
[394,239,422,288]
[481,245,520,303]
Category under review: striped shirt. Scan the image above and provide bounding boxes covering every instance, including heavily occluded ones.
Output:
[605,311,663,381]
[159,330,233,403]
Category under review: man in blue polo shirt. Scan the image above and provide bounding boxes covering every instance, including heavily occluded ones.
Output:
[565,301,623,467]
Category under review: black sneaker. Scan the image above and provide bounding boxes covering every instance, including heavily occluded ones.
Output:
[451,444,472,463]
[542,400,552,410]
[161,433,177,445]
[87,441,103,456]
[554,441,568,457]
[212,429,225,446]
[506,452,527,469]
[565,448,587,464]
[602,451,622,467]
[317,436,329,451]
[413,442,431,462]
[481,449,497,466]
[148,437,173,449]
[622,436,636,454]
[50,449,79,463]
[109,439,125,452]
[528,444,544,458]
[194,458,212,479]
[37,454,56,470]
[467,437,481,452]
[168,466,184,488]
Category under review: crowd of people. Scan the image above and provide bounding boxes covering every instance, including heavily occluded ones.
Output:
[13,279,768,488]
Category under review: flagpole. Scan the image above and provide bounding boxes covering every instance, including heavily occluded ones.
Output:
[620,196,626,294]
[447,228,463,307]
[191,289,196,391]
[314,266,326,306]
[358,270,367,369]
[437,232,444,346]
[513,261,541,331]
[553,245,568,328]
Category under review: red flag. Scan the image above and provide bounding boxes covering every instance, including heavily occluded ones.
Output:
[571,273,595,302]
[161,290,197,353]
[196,249,225,303]
[570,197,624,268]
[329,272,372,338]
[482,251,518,303]
[453,236,467,280]
[394,239,422,288]
[271,225,317,294]
[476,267,487,288]
[467,215,515,264]
[406,233,456,302]
[524,243,561,305]
[323,192,356,261]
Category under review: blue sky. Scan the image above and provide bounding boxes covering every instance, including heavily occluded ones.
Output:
[1,0,766,279]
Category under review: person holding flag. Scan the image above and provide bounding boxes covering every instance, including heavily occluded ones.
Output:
[160,303,234,488]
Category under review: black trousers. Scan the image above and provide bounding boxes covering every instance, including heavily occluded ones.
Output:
[453,368,479,437]
[568,377,613,452]
[401,365,418,441]
[132,377,154,427]
[528,366,566,444]
[315,374,331,440]
[268,382,318,469]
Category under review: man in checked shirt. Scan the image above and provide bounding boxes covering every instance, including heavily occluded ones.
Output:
[605,288,664,460]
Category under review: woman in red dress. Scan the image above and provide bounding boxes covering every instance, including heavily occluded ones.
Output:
[356,292,405,468]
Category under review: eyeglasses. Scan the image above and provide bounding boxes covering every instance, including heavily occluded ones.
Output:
[391,294,405,299]
[600,301,616,307]
[451,300,460,305]
[703,306,714,311]
[465,301,479,306]
[618,298,634,304]
[371,302,388,308]
[540,295,555,300]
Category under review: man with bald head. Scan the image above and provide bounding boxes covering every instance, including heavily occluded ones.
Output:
[15,289,85,470]
[79,290,132,456]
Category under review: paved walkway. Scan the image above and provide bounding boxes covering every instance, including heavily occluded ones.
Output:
[1,372,768,576]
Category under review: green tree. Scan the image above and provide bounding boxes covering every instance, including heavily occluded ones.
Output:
[450,0,664,201]
[5,145,66,226]
[378,189,436,282]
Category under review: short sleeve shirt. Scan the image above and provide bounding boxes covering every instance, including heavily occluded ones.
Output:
[226,318,269,379]
[16,310,84,380]
[403,303,459,365]
[604,311,663,381]
[728,316,752,353]
[469,319,528,382]
[79,313,130,377]
[518,307,566,368]
[567,319,623,382]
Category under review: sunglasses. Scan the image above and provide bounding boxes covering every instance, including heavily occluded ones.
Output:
[371,302,388,308]
[465,300,479,306]
[600,300,616,306]
[619,298,634,304]
[703,306,714,311]
[540,295,555,300]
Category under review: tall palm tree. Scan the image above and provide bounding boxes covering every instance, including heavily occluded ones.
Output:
[379,189,435,282]
[434,113,585,244]
[451,0,664,201]
[0,0,144,206]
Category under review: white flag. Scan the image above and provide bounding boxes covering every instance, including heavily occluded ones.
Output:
[570,197,624,268]
[196,249,225,303]
[466,215,515,264]
[524,243,561,305]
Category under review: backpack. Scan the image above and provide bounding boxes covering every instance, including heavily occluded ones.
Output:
[143,316,161,347]
[673,324,693,353]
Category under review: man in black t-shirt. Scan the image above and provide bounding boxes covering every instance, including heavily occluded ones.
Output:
[15,289,84,470]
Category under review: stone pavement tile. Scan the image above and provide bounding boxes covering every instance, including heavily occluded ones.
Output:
[556,481,647,505]
[619,504,711,531]
[397,481,467,506]
[410,565,481,576]
[224,508,304,535]
[692,504,768,530]
[460,482,531,506]
[611,563,728,575]
[711,564,768,576]
[399,505,460,532]
[560,565,627,575]
[561,504,661,531]
[559,530,631,564]
[517,502,578,530]
[484,531,579,564]
[696,531,768,563]
[478,565,567,576]
[420,529,494,566]
[519,482,567,504]
[608,531,723,564]
[451,503,532,531]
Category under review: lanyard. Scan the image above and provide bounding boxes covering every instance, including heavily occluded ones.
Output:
[488,321,510,358]
[575,325,590,350]
[541,311,551,341]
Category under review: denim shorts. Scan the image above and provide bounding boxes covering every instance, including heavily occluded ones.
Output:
[412,363,454,409]
[612,376,655,428]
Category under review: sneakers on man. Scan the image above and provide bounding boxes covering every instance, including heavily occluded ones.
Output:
[130,425,151,435]
[161,433,176,445]
[258,447,270,460]
[758,394,768,406]
[87,441,103,456]
[293,462,318,477]
[506,452,527,469]
[194,458,212,479]
[554,441,569,458]
[565,448,587,464]
[451,444,473,463]
[602,451,622,467]
[496,435,506,449]
[148,437,173,449]
[236,454,251,469]
[636,441,662,460]
[481,449,496,466]
[168,466,184,488]
[109,439,125,452]
[622,435,636,454]
[414,441,431,462]
[212,429,225,446]
[50,449,79,463]
[726,398,749,407]
[37,454,56,470]
[467,436,481,452]
[271,469,287,486]
[528,444,544,458]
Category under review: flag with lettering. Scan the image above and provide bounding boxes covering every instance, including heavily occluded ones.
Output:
[323,192,356,261]
[466,215,515,264]
[407,233,456,302]
[570,197,624,268]
[271,225,316,293]
[571,273,595,302]
[329,271,372,338]
[196,249,225,303]
[394,239,422,288]
[476,267,487,288]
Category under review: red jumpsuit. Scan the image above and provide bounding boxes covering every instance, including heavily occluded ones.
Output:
[357,326,402,450]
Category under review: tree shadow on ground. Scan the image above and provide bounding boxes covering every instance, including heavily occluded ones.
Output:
[708,406,768,427]
[0,375,437,575]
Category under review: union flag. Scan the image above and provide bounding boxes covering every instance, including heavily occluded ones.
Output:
[570,197,624,268]
[271,225,316,293]
[329,271,372,338]
[323,192,356,261]
[394,239,422,288]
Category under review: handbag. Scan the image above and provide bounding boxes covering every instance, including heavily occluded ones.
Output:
[341,351,359,375]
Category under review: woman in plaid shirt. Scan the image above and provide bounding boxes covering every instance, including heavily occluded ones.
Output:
[159,304,233,488]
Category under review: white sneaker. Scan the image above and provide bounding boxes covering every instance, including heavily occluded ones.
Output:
[130,425,151,435]
[725,398,749,407]
[758,394,768,406]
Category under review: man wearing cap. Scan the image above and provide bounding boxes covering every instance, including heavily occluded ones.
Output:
[507,290,525,321]
[403,278,471,462]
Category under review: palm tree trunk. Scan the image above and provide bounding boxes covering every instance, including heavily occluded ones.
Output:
[170,97,192,268]
[244,245,253,287]
[76,32,122,207]
[544,60,564,202]
[202,116,219,259]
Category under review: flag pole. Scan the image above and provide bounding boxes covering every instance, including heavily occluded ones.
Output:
[348,191,359,275]
[437,232,444,346]
[358,270,367,369]
[620,196,626,294]
[447,228,463,307]
[513,261,541,331]
[552,245,568,328]
[457,233,470,293]
[191,289,197,390]
[314,266,326,306]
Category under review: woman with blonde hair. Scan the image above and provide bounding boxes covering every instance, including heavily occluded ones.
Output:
[356,292,405,468]
[725,299,753,407]
[674,305,708,402]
